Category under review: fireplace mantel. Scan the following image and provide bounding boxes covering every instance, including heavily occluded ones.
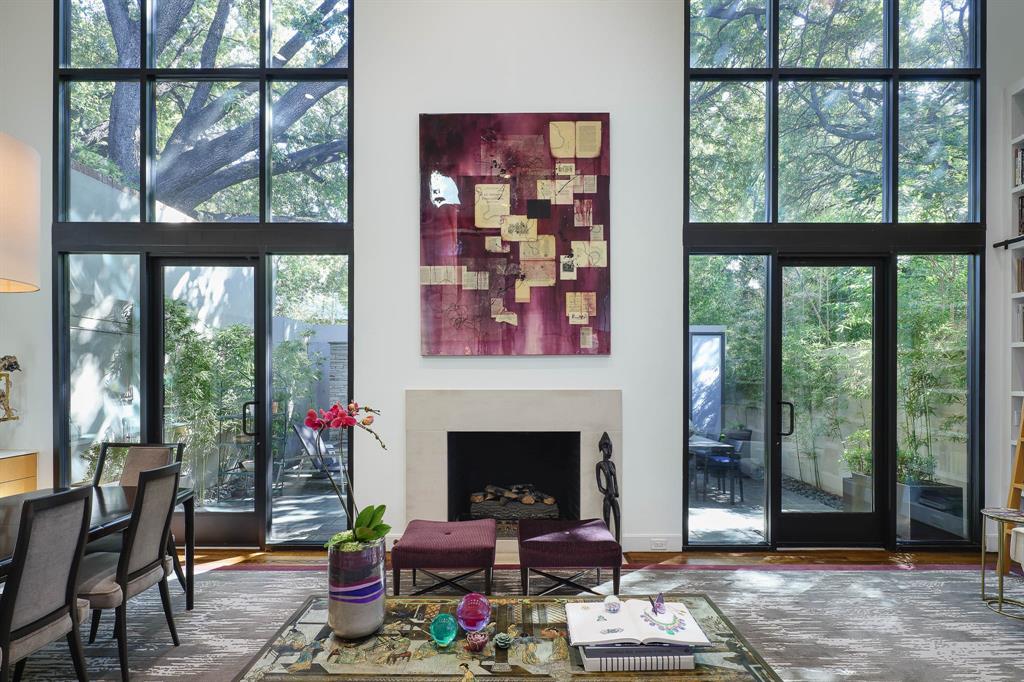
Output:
[405,390,623,527]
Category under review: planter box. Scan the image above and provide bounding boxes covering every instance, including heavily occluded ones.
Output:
[842,473,873,513]
[896,481,966,540]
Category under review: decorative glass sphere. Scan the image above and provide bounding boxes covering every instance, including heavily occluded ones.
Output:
[456,592,492,632]
[429,613,458,647]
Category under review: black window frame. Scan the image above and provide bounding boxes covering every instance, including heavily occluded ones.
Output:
[51,0,355,548]
[684,0,985,550]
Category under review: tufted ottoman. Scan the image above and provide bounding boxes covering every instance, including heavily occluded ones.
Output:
[391,519,496,595]
[517,518,621,595]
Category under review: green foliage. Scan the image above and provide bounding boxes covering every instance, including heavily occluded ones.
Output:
[688,0,972,225]
[272,255,349,325]
[326,504,389,551]
[690,254,970,489]
[841,429,873,476]
[163,298,253,503]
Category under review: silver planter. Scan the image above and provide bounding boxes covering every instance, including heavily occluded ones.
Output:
[327,538,387,639]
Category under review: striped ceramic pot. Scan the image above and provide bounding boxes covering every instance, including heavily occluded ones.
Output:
[327,538,387,638]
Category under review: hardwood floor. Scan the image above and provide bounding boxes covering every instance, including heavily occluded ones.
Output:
[183,547,983,569]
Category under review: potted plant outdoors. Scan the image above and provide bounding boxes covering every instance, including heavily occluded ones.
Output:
[895,447,964,540]
[840,428,873,513]
[304,402,390,639]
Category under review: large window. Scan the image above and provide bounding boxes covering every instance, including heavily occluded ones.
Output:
[55,1,353,547]
[58,0,350,224]
[685,1,982,548]
[688,0,978,225]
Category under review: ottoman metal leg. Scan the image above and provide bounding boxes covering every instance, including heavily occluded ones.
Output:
[520,567,530,595]
[393,568,401,596]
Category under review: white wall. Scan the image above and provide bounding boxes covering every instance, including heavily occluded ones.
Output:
[984,0,1024,544]
[355,0,685,550]
[0,0,54,486]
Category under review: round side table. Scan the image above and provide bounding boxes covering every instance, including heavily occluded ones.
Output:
[981,507,1024,619]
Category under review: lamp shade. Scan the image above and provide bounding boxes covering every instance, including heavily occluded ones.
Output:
[0,132,40,293]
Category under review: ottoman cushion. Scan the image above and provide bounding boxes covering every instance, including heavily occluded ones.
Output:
[392,519,496,570]
[518,518,621,569]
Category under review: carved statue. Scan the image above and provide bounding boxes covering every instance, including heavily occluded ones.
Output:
[0,355,18,423]
[595,432,620,543]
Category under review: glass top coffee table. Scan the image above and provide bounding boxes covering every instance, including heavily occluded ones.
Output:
[239,593,780,681]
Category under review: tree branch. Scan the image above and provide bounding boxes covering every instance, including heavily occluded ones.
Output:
[272,0,346,66]
[169,138,347,212]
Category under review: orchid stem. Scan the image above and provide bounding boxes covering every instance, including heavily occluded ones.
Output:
[315,431,356,517]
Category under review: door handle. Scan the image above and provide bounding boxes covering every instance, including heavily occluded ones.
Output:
[780,401,795,436]
[242,401,258,436]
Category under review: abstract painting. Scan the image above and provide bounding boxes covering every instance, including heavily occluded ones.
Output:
[420,113,610,356]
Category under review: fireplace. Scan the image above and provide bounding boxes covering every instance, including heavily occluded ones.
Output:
[447,432,581,526]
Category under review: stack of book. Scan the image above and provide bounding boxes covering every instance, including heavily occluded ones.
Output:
[565,598,710,672]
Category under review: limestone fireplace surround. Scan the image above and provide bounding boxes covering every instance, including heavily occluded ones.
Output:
[405,390,623,541]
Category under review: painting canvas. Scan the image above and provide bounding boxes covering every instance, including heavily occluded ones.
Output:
[420,113,610,356]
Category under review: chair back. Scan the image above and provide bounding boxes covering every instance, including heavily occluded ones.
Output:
[93,442,184,487]
[120,463,180,580]
[0,486,92,640]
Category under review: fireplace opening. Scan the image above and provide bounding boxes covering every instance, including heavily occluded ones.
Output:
[447,432,581,528]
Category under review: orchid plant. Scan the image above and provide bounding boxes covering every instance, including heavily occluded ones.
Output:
[304,402,389,551]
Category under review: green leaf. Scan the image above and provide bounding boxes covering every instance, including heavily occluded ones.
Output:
[354,526,374,542]
[354,505,375,529]
[369,504,386,528]
[371,523,391,540]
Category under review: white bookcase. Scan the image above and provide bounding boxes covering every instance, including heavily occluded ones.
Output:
[1005,78,1024,505]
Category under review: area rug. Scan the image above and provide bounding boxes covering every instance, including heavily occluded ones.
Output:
[18,566,1024,681]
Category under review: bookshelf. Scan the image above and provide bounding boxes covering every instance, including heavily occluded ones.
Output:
[1004,78,1024,568]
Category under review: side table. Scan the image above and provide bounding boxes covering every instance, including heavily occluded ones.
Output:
[981,507,1024,619]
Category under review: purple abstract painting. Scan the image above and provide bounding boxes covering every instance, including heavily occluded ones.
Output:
[420,113,610,356]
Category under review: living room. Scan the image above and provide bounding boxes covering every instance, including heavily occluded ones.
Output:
[0,0,1022,680]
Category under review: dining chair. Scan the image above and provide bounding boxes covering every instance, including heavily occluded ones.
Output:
[88,443,187,591]
[78,464,181,682]
[0,486,92,681]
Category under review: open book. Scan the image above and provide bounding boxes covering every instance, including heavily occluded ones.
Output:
[566,600,711,647]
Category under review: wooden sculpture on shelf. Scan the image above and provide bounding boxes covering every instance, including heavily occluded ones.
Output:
[0,355,19,423]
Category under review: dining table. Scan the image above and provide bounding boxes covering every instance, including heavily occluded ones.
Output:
[0,485,196,610]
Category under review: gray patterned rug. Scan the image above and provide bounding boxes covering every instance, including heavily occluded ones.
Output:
[18,566,1024,681]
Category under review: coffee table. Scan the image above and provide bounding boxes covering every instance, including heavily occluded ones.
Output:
[237,593,779,681]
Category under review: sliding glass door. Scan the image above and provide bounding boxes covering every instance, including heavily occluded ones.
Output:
[687,255,769,545]
[268,255,351,544]
[685,253,977,548]
[773,260,885,545]
[158,260,260,545]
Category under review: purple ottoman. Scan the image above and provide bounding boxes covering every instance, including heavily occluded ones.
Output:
[391,519,496,596]
[517,518,622,595]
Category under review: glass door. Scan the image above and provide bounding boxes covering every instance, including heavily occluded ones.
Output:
[772,259,886,545]
[158,259,261,545]
[268,255,351,545]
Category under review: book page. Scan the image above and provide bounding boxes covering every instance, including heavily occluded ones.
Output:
[565,602,641,646]
[575,120,602,158]
[624,600,711,646]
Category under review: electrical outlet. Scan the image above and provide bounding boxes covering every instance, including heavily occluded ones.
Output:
[650,538,667,551]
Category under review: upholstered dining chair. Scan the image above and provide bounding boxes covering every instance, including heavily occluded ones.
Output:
[78,464,181,682]
[87,443,187,591]
[0,486,92,681]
